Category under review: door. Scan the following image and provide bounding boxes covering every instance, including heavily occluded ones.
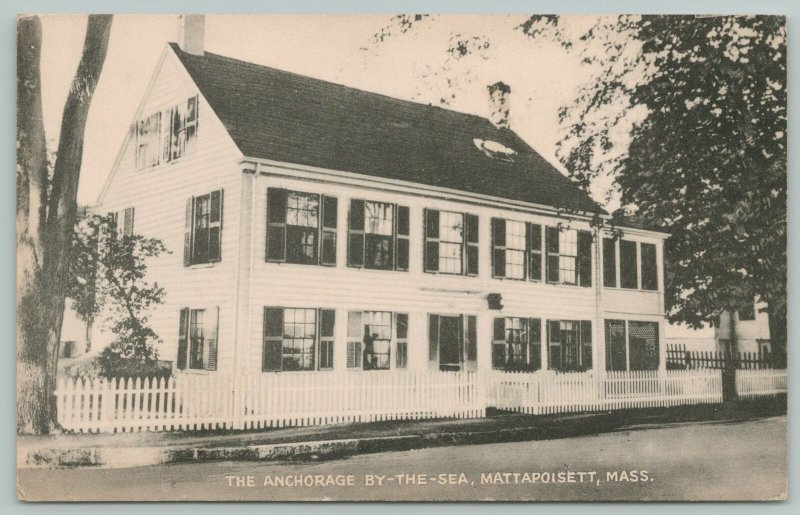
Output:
[438,316,463,371]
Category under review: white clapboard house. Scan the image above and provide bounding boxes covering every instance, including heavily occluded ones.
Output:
[94,17,671,409]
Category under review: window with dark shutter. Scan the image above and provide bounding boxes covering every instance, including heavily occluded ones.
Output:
[620,239,638,289]
[465,214,479,276]
[262,307,283,372]
[640,243,658,291]
[546,227,560,283]
[492,218,506,278]
[424,209,440,273]
[603,238,617,287]
[164,95,199,162]
[285,192,319,265]
[177,308,189,370]
[396,206,410,271]
[577,230,592,287]
[321,196,337,266]
[364,201,394,270]
[266,188,287,262]
[528,223,542,281]
[348,199,365,267]
[186,190,223,265]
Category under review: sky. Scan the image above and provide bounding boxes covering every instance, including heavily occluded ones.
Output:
[38,14,605,207]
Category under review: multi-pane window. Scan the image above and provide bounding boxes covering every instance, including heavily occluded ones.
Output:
[262,307,335,372]
[363,311,392,370]
[266,188,337,266]
[605,319,659,371]
[184,190,223,266]
[428,314,477,372]
[348,200,409,270]
[165,96,199,162]
[492,317,541,371]
[547,320,592,372]
[546,228,592,286]
[492,219,530,280]
[177,306,219,371]
[424,209,478,275]
[605,238,660,291]
[108,207,135,239]
[347,310,405,370]
[136,112,161,170]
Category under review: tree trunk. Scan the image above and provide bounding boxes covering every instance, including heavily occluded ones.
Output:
[723,308,739,402]
[16,14,113,435]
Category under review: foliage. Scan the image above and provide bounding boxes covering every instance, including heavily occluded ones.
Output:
[71,214,169,378]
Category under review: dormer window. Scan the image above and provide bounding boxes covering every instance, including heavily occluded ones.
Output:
[473,138,516,162]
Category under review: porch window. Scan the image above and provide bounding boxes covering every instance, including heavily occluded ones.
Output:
[546,228,592,286]
[266,188,337,266]
[603,237,617,287]
[492,317,541,371]
[262,307,335,372]
[347,200,409,270]
[177,306,219,371]
[164,95,199,162]
[605,319,659,371]
[547,319,592,372]
[183,190,223,266]
[619,239,638,289]
[640,243,658,290]
[136,112,161,169]
[424,209,478,275]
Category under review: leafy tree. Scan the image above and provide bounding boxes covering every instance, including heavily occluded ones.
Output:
[372,15,787,360]
[70,214,169,378]
[17,15,113,434]
[68,212,103,352]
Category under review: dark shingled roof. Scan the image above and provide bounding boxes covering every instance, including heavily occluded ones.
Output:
[169,43,603,215]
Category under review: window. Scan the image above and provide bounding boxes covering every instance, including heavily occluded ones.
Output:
[183,190,223,266]
[348,200,409,270]
[605,320,659,371]
[546,227,592,286]
[619,239,638,289]
[492,317,541,371]
[603,238,617,287]
[428,314,476,372]
[396,313,409,369]
[262,307,335,372]
[164,95,199,162]
[424,209,478,275]
[547,320,592,372]
[640,243,658,290]
[108,207,135,239]
[177,307,219,371]
[136,112,161,169]
[492,219,535,280]
[738,303,756,321]
[266,188,337,266]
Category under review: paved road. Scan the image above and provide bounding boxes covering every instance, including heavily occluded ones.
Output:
[18,416,786,501]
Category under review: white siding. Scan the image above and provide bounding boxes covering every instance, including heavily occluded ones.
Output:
[97,49,244,373]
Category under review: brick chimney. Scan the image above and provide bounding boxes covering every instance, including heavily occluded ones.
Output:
[487,81,511,129]
[178,14,205,56]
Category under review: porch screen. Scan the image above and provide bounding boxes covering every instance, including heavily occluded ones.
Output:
[605,319,627,371]
[629,321,659,370]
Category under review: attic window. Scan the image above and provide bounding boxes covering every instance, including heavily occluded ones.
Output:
[474,138,516,162]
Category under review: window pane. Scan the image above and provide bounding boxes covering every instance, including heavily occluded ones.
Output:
[641,243,658,290]
[620,240,638,289]
[286,226,317,264]
[603,238,617,287]
[364,201,393,235]
[605,319,627,371]
[365,234,392,269]
[629,321,659,370]
[559,230,578,285]
[286,192,319,227]
[363,311,392,370]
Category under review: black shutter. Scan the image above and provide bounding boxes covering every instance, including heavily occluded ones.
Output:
[183,197,194,266]
[208,189,223,262]
[492,218,506,278]
[424,209,440,272]
[263,307,283,372]
[348,199,365,267]
[163,107,173,163]
[528,223,542,281]
[266,188,287,262]
[580,320,592,370]
[428,314,440,363]
[123,207,135,237]
[603,237,617,287]
[177,308,189,370]
[465,315,477,362]
[205,306,219,371]
[465,214,479,276]
[546,227,560,283]
[548,320,561,371]
[321,196,337,266]
[577,230,592,287]
[492,317,506,369]
[529,318,542,370]
[395,205,410,271]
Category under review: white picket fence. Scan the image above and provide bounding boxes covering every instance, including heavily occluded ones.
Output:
[736,368,788,399]
[54,368,786,434]
[489,369,724,415]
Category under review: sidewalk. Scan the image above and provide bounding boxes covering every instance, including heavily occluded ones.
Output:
[18,396,786,469]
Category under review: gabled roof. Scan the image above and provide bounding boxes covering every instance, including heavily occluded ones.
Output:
[169,43,603,215]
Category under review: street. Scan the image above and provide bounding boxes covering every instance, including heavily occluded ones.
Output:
[18,415,786,501]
